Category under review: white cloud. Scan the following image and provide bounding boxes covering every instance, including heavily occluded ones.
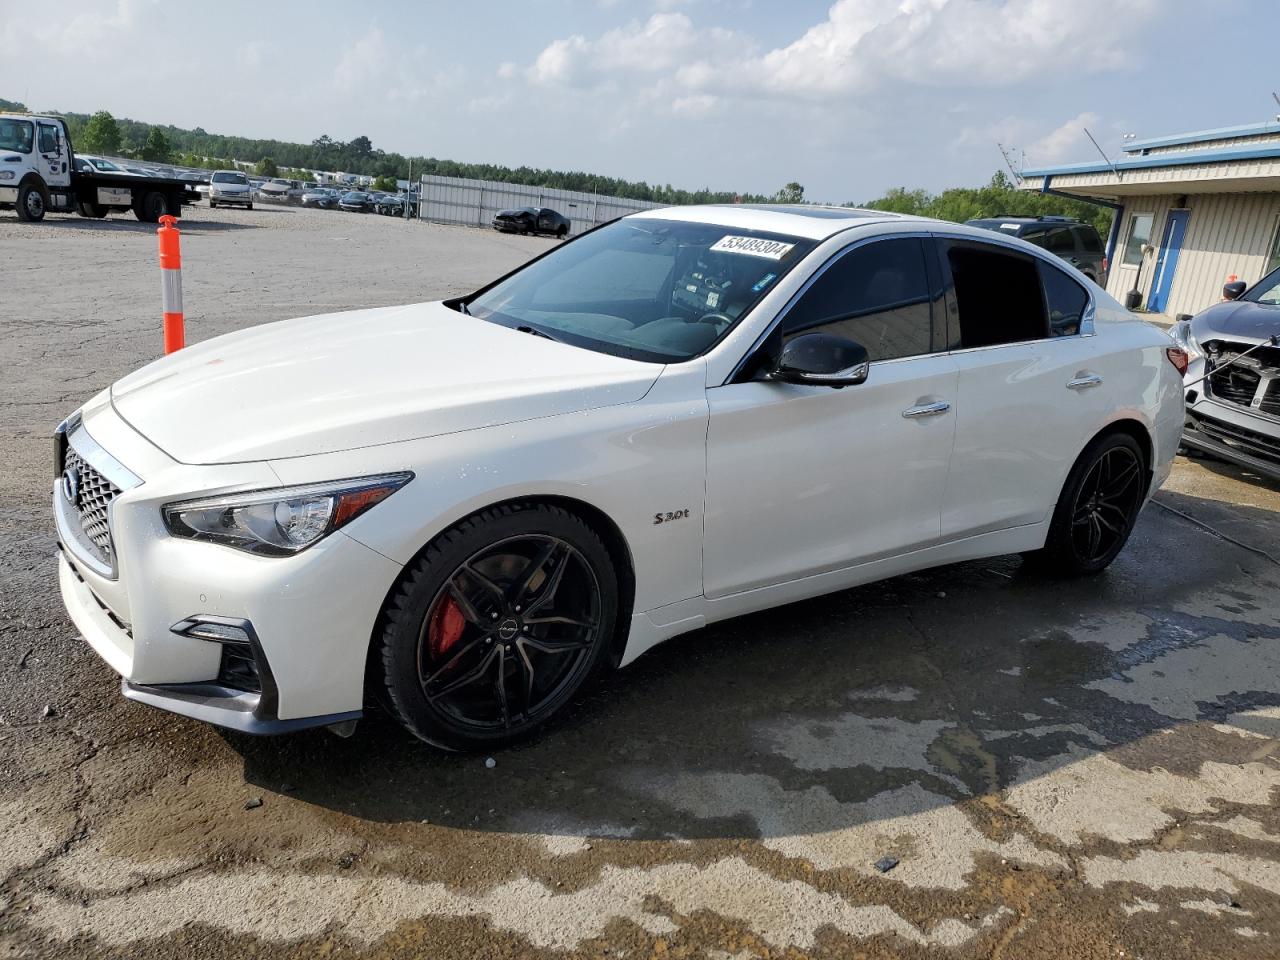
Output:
[334,26,389,94]
[525,13,745,87]
[527,0,1158,102]
[1026,111,1101,166]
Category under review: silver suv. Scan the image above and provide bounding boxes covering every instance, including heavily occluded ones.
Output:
[208,170,253,210]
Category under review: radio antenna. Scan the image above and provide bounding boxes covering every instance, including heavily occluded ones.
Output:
[1083,127,1122,180]
[997,142,1022,182]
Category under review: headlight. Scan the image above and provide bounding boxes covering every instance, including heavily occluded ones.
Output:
[1170,320,1202,362]
[162,473,411,556]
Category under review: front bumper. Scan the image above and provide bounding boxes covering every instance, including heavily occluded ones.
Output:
[54,403,402,733]
[211,193,252,205]
[1183,397,1280,480]
[0,185,18,204]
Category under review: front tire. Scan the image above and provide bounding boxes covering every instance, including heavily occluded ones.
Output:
[378,503,618,750]
[16,181,47,222]
[1030,432,1147,576]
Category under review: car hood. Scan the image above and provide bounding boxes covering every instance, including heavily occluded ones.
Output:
[1191,299,1280,345]
[110,301,663,465]
[496,209,528,217]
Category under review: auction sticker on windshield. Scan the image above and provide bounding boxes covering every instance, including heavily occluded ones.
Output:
[710,236,796,260]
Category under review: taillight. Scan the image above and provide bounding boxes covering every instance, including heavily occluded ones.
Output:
[1166,346,1190,376]
[1101,255,1109,274]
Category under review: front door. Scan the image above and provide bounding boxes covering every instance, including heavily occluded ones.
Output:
[34,122,70,188]
[1146,209,1190,313]
[703,236,958,598]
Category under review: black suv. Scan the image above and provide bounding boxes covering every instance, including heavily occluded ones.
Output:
[965,216,1108,286]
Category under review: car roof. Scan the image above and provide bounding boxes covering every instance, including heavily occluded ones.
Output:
[628,203,921,240]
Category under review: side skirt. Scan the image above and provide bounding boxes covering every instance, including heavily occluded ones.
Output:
[617,521,1050,666]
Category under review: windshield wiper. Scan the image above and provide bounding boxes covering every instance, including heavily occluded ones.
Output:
[515,324,564,343]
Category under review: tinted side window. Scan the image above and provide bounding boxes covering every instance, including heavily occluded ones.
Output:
[1044,227,1076,255]
[1073,226,1103,254]
[782,238,933,362]
[1041,263,1090,337]
[943,241,1047,348]
[1020,228,1048,247]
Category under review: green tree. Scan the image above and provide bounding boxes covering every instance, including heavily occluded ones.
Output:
[254,156,279,177]
[140,126,172,163]
[371,174,399,192]
[773,181,805,204]
[79,111,122,156]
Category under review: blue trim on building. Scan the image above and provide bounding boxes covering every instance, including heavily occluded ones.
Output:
[1123,120,1280,153]
[1021,141,1280,179]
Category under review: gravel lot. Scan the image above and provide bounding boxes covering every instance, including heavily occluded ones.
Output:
[3,203,1280,959]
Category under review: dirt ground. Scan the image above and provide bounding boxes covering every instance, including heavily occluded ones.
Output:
[2,203,1280,960]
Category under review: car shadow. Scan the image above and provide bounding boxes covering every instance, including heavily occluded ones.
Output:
[228,488,1280,855]
[40,216,262,234]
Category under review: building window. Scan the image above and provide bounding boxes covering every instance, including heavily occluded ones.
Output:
[1121,213,1154,267]
[1268,216,1280,275]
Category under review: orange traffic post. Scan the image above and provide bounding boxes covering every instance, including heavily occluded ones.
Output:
[157,214,185,354]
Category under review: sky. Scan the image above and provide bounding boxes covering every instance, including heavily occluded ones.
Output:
[1,0,1277,202]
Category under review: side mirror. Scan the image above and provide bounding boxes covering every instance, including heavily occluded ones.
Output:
[768,333,870,388]
[1223,280,1246,300]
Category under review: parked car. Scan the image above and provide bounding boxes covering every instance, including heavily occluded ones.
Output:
[207,170,253,209]
[51,205,1185,749]
[301,187,342,209]
[338,191,371,212]
[75,155,139,176]
[493,206,571,237]
[965,216,1108,286]
[374,194,404,216]
[1172,267,1280,480]
[256,180,292,203]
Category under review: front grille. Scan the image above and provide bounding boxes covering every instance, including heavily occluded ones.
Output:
[1208,365,1260,406]
[1205,340,1280,413]
[1188,410,1280,466]
[63,443,121,563]
[1262,381,1280,417]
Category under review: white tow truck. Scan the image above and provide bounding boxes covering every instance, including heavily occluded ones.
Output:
[0,113,200,223]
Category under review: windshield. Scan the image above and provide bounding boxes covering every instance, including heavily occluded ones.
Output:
[212,172,246,184]
[1244,267,1280,306]
[465,217,817,363]
[0,119,33,154]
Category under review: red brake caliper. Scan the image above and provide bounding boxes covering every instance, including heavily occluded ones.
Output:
[428,594,467,660]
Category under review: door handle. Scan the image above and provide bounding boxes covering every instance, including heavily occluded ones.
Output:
[1066,374,1103,390]
[902,400,951,419]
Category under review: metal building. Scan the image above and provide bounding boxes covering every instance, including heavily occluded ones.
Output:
[416,175,662,236]
[1019,121,1280,318]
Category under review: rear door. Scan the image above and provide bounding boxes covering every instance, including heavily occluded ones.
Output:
[935,237,1107,539]
[703,236,958,597]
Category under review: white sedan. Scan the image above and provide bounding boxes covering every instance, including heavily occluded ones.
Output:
[54,205,1186,749]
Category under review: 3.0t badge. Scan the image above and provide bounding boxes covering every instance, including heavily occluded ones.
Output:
[653,508,690,525]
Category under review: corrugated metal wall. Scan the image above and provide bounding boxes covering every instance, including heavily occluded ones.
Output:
[416,175,662,236]
[1106,191,1280,316]
[1166,193,1280,317]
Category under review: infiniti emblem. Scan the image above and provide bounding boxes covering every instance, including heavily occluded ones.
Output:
[61,467,80,505]
[496,618,519,641]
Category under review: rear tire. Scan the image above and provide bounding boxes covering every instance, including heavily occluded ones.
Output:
[209,200,216,208]
[16,181,47,222]
[246,203,253,211]
[133,190,168,223]
[378,503,618,751]
[1028,432,1147,576]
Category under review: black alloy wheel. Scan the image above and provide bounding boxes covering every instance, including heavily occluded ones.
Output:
[1031,432,1147,576]
[1069,445,1144,565]
[379,504,618,750]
